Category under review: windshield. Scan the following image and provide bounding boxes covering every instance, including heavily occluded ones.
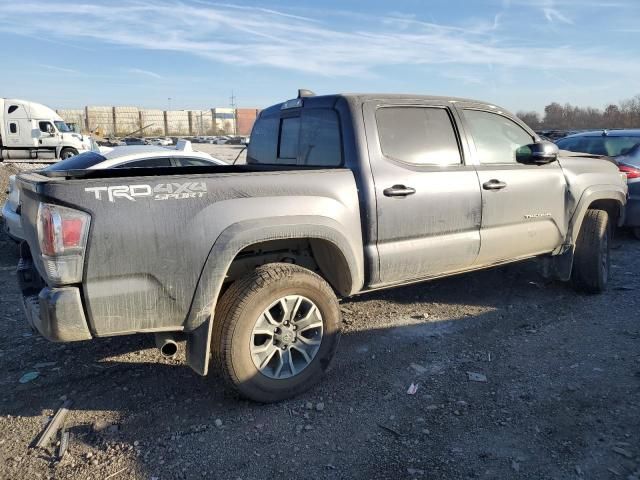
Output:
[44,151,106,171]
[556,135,640,157]
[54,121,72,133]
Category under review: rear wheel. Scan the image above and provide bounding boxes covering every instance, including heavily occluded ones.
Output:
[571,209,610,293]
[60,147,78,160]
[212,263,341,402]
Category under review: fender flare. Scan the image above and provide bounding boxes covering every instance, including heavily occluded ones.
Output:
[184,215,364,375]
[566,185,626,246]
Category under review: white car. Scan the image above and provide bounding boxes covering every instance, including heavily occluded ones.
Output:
[2,141,225,241]
[148,137,173,146]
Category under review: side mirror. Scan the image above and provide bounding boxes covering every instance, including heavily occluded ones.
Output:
[516,141,558,165]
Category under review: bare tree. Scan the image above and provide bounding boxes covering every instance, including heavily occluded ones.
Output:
[524,94,640,130]
[516,111,541,129]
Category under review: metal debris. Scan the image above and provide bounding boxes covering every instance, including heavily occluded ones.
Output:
[35,399,73,449]
[466,371,488,382]
[57,429,70,459]
[19,371,39,384]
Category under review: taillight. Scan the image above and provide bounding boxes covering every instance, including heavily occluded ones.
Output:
[618,163,640,180]
[37,203,90,284]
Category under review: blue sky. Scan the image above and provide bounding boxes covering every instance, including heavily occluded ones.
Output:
[0,0,638,113]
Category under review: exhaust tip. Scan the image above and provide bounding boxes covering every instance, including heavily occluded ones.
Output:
[155,333,180,358]
[160,340,178,358]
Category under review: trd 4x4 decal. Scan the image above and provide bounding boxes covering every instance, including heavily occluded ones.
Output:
[85,182,207,202]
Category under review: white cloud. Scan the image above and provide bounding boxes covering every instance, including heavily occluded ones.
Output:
[0,0,636,78]
[127,68,163,79]
[37,64,82,74]
[542,7,573,24]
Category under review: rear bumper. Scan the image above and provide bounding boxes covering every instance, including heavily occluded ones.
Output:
[1,202,24,241]
[18,257,92,342]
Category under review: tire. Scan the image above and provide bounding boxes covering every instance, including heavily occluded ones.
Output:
[60,147,78,160]
[571,209,610,293]
[212,263,341,402]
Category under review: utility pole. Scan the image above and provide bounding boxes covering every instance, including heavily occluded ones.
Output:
[229,90,237,135]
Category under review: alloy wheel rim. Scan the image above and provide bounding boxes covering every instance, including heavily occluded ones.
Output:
[250,295,323,379]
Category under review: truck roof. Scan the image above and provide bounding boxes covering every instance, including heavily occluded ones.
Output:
[260,93,505,116]
[1,97,63,121]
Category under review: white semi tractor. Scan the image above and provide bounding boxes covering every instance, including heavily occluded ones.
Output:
[0,98,94,161]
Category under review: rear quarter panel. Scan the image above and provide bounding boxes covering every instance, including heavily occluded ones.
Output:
[18,169,363,336]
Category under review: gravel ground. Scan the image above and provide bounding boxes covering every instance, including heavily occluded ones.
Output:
[0,159,639,479]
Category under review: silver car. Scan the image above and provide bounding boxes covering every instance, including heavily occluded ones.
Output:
[2,140,225,241]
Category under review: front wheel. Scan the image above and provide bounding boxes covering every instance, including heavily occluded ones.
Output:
[60,147,78,160]
[571,209,610,293]
[212,263,341,402]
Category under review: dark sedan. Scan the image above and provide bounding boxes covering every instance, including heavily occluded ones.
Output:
[556,130,640,238]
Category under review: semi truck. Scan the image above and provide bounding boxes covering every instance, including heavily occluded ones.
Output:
[0,98,94,161]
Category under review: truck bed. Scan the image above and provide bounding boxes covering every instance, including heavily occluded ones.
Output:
[17,165,364,337]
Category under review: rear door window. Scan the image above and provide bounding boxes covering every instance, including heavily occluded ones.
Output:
[376,107,461,165]
[177,157,219,166]
[115,158,172,168]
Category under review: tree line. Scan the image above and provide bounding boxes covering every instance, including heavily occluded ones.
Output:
[516,94,640,131]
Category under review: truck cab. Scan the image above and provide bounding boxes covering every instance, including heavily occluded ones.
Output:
[0,98,93,161]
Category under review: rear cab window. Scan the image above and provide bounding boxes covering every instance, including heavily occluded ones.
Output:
[248,107,342,167]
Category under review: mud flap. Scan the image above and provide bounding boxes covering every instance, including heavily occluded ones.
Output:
[185,317,214,376]
[540,245,574,282]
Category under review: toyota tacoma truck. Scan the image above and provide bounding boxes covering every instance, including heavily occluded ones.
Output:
[14,92,627,402]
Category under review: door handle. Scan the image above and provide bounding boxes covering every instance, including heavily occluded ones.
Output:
[383,185,416,197]
[482,179,507,190]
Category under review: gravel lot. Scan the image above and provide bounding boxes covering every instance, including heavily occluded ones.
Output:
[0,161,639,479]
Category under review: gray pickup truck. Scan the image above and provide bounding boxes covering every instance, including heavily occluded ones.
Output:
[15,92,627,402]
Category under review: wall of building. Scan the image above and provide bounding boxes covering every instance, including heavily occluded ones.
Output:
[236,108,259,136]
[57,105,260,137]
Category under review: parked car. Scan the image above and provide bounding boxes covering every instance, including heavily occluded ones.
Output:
[121,137,148,146]
[2,140,224,241]
[148,137,173,146]
[556,130,640,238]
[99,138,126,147]
[14,92,626,403]
[225,136,245,145]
